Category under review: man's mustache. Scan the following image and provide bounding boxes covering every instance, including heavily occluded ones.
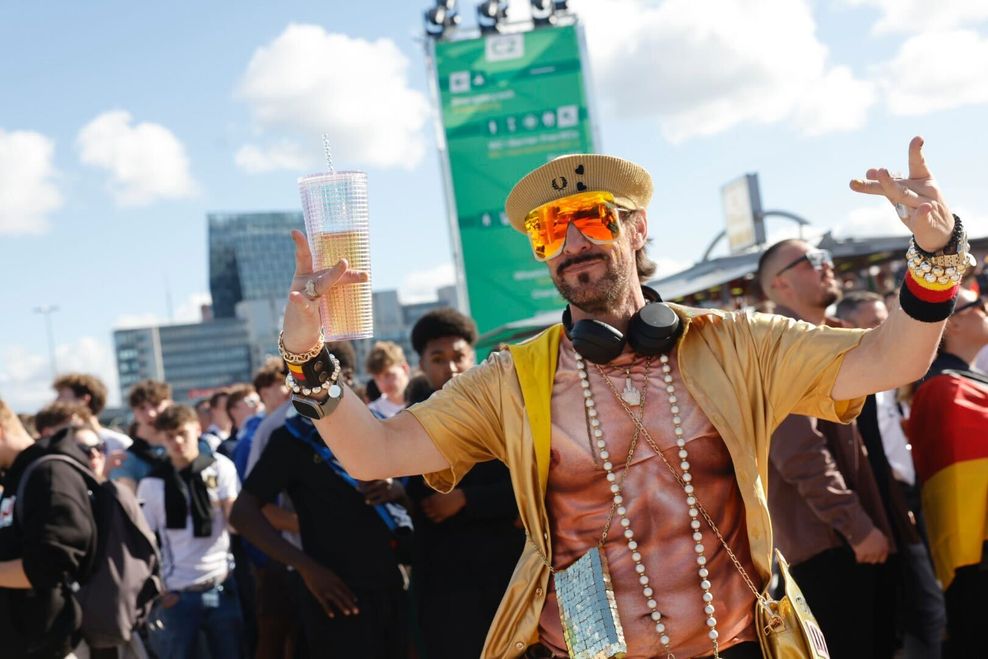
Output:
[557,253,607,276]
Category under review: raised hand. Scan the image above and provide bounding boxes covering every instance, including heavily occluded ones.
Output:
[283,229,369,354]
[849,136,954,253]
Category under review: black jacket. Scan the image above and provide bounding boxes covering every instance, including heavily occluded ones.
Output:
[0,433,98,659]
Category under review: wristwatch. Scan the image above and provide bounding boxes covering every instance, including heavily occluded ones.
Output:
[292,382,344,420]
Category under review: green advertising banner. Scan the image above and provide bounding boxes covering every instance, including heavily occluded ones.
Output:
[433,24,596,333]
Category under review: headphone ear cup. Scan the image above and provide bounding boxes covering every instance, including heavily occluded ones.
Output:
[570,320,626,364]
[627,303,681,356]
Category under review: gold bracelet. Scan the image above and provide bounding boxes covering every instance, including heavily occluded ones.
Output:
[279,330,324,364]
[906,243,974,289]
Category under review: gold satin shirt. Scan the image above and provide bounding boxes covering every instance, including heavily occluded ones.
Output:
[407,305,867,658]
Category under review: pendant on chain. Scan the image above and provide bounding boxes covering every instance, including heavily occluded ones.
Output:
[621,371,641,406]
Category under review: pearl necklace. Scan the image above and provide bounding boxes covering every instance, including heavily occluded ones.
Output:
[576,350,721,658]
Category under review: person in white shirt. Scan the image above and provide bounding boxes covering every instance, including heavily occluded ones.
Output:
[365,341,411,419]
[139,404,243,659]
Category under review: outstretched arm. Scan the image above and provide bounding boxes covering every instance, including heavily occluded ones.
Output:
[834,137,961,400]
[281,230,449,481]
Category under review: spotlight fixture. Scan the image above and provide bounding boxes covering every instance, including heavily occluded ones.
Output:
[530,0,555,26]
[424,0,461,39]
[476,0,508,34]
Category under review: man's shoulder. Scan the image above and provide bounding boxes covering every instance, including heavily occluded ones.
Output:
[261,424,314,463]
[211,453,237,477]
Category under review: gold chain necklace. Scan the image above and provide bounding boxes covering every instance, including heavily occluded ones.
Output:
[582,351,721,658]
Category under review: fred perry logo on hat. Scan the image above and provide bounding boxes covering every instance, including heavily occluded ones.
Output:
[549,164,589,193]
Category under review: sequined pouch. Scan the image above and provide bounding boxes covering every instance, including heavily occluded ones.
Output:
[554,546,627,659]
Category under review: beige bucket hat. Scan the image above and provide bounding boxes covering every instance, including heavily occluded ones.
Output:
[504,154,653,233]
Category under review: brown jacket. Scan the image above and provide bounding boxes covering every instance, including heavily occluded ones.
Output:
[767,309,895,566]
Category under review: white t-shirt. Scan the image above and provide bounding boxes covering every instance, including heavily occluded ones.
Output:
[137,453,240,591]
[98,427,133,453]
[367,396,405,419]
[875,389,915,486]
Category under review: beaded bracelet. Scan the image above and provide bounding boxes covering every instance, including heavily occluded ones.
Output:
[284,352,341,396]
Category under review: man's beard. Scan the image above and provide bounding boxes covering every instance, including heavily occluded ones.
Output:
[820,283,841,309]
[552,252,631,314]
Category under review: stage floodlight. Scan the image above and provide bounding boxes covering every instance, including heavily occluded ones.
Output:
[424,0,461,39]
[530,0,555,25]
[477,0,508,34]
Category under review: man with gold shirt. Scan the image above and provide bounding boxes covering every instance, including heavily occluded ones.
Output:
[279,137,971,658]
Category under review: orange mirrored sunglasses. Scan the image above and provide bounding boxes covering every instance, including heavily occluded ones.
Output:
[523,191,626,262]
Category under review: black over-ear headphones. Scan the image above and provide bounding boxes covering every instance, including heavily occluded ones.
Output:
[561,286,682,364]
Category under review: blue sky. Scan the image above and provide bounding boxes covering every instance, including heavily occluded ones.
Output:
[2,0,987,412]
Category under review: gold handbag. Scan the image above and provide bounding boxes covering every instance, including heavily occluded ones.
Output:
[754,550,830,659]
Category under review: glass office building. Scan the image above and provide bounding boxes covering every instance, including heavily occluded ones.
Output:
[114,318,251,405]
[208,212,305,319]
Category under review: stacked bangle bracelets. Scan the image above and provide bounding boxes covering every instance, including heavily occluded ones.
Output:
[900,216,975,323]
[279,331,341,396]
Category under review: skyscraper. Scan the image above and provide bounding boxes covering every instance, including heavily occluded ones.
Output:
[208,212,305,318]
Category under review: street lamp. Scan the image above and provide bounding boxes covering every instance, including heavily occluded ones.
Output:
[33,305,59,379]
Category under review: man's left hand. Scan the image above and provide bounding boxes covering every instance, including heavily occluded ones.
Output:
[849,136,954,252]
[420,489,467,523]
[358,479,406,505]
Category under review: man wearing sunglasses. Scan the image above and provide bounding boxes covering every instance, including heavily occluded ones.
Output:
[279,137,973,658]
[908,287,988,659]
[758,241,905,659]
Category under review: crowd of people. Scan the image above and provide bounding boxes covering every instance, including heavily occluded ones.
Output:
[0,139,986,659]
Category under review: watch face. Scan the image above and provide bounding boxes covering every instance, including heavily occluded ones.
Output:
[291,395,325,420]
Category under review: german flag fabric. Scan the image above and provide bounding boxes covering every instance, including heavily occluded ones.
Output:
[908,372,988,588]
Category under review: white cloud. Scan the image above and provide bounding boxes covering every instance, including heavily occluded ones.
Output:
[113,292,213,329]
[833,202,988,240]
[651,256,693,278]
[570,0,874,141]
[235,141,315,174]
[833,200,911,238]
[0,129,62,234]
[236,24,430,170]
[845,0,988,35]
[399,262,455,303]
[0,336,120,413]
[76,110,197,206]
[792,66,877,136]
[878,30,988,116]
[175,292,213,323]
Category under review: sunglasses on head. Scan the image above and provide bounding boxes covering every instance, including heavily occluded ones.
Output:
[775,248,834,277]
[524,191,629,262]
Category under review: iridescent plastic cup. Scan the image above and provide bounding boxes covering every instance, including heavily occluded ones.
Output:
[298,171,373,340]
